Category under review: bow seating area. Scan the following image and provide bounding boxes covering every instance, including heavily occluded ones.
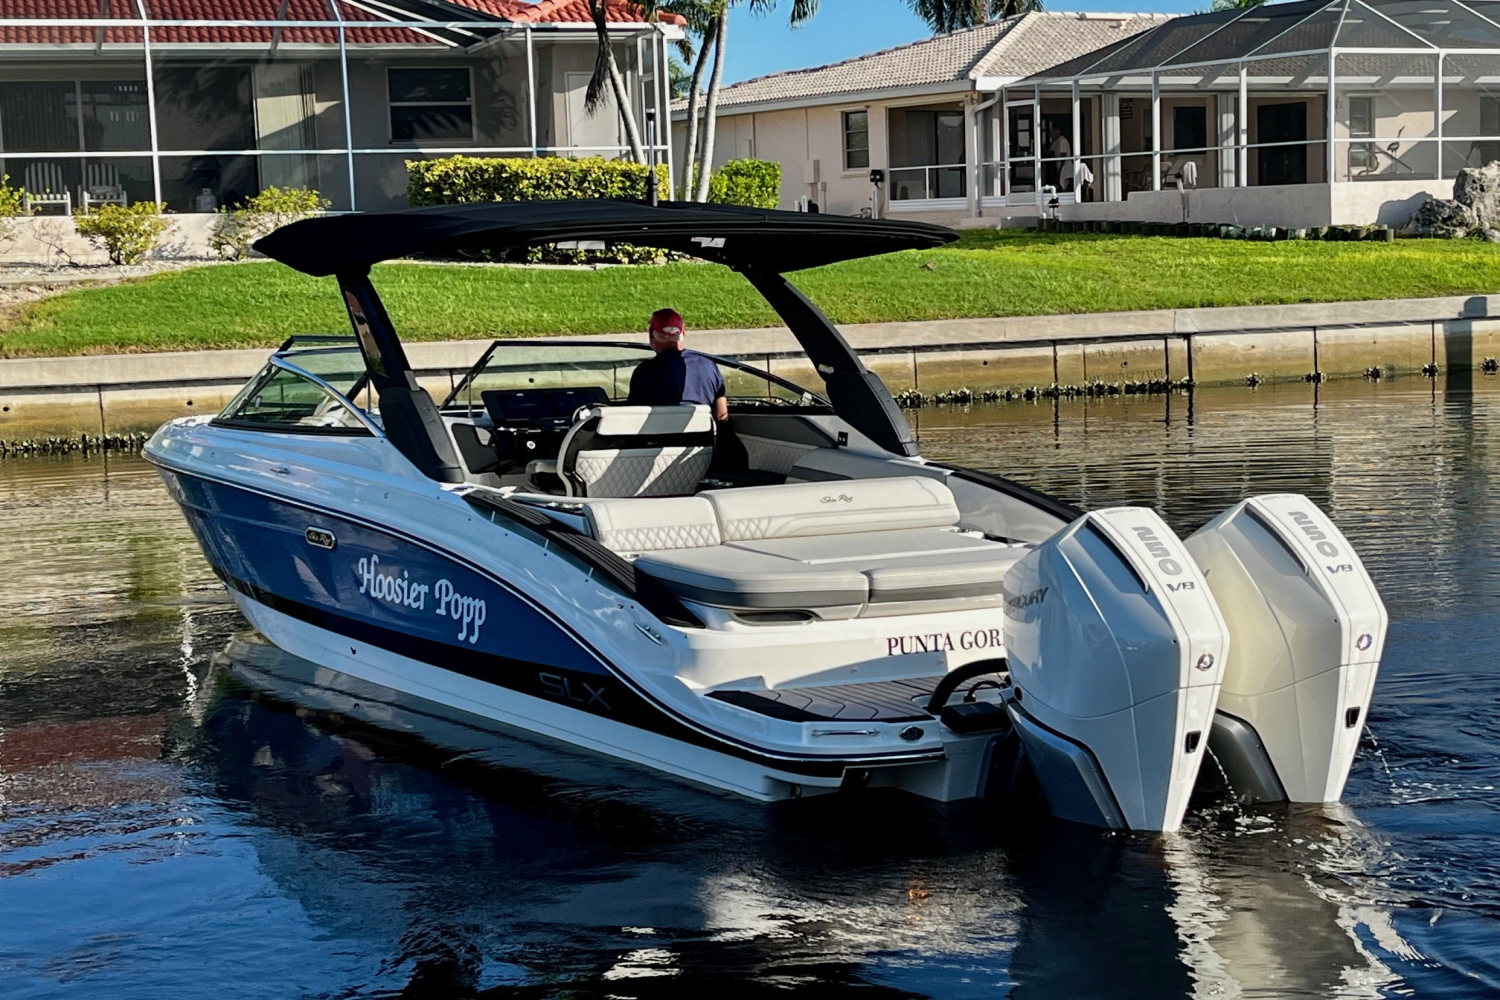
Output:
[581,477,1030,620]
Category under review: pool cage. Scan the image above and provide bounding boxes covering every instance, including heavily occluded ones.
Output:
[0,0,676,215]
[976,0,1500,213]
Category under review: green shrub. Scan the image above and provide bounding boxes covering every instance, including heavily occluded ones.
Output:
[210,185,331,261]
[74,202,170,265]
[0,174,27,250]
[407,156,672,264]
[0,174,26,218]
[707,159,781,209]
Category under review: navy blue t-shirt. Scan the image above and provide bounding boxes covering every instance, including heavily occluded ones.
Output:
[627,349,726,408]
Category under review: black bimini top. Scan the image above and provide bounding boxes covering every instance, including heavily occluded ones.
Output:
[253,199,958,277]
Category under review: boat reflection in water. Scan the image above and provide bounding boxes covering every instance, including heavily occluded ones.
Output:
[196,632,1411,998]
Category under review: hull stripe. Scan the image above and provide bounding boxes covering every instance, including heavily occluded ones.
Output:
[151,457,947,777]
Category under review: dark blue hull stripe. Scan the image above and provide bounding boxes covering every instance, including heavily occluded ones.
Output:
[153,458,945,779]
[224,569,934,780]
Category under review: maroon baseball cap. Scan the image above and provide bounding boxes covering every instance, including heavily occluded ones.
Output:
[649,308,684,337]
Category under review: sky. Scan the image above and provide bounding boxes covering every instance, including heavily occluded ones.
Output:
[724,0,1201,84]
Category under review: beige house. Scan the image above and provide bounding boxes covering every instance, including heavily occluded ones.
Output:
[682,0,1500,230]
[676,11,1165,225]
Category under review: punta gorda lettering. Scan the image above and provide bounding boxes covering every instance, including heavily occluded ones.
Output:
[887,628,1003,656]
[356,554,487,643]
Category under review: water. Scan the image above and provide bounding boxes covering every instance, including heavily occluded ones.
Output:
[2,377,1498,998]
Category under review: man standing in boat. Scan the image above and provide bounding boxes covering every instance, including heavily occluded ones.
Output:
[628,308,730,422]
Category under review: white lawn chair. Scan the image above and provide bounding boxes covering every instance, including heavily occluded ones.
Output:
[81,162,128,210]
[22,162,72,215]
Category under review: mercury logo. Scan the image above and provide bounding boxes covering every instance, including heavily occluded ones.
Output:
[1132,525,1182,576]
[1005,586,1049,610]
[1356,633,1373,651]
[1289,510,1341,558]
[1195,653,1216,672]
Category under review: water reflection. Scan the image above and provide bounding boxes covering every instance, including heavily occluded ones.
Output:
[3,379,1499,997]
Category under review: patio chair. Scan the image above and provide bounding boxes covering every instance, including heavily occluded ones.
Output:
[80,162,128,211]
[22,162,71,215]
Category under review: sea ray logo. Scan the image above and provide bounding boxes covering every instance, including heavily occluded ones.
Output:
[1132,525,1182,576]
[820,494,854,504]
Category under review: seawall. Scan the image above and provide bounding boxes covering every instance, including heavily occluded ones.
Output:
[4,293,1499,444]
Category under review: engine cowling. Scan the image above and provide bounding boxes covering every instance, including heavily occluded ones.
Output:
[1184,494,1386,804]
[1003,507,1229,833]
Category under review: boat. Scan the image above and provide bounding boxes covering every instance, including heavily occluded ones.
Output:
[144,199,1387,833]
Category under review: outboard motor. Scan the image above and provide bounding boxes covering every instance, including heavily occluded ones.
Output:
[1184,494,1386,805]
[1003,508,1229,833]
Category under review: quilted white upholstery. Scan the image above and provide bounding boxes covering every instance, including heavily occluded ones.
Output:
[702,476,959,542]
[583,496,722,554]
[574,447,713,498]
[739,434,820,476]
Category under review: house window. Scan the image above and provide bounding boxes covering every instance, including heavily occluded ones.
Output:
[1349,96,1374,171]
[388,68,473,143]
[1173,106,1207,153]
[844,110,869,170]
[1479,96,1500,168]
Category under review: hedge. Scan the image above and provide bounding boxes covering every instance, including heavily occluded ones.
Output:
[406,155,783,263]
[407,155,669,207]
[707,158,781,210]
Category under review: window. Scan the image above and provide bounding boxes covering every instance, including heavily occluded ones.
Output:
[1349,96,1374,171]
[388,68,473,143]
[844,110,869,170]
[217,363,370,434]
[1479,96,1500,169]
[1173,106,1207,153]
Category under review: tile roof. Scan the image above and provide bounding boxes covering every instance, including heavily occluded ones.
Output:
[0,0,677,45]
[698,11,1171,112]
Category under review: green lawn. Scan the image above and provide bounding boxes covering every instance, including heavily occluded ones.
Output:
[5,229,1500,357]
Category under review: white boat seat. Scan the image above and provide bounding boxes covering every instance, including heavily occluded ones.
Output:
[587,477,1028,618]
[583,496,721,554]
[701,476,958,540]
[554,404,715,498]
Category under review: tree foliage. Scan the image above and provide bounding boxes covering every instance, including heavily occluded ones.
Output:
[904,0,1042,33]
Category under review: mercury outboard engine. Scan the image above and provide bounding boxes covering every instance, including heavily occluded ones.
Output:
[1002,508,1229,833]
[1184,495,1386,805]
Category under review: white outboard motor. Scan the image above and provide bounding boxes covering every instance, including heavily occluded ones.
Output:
[1003,508,1229,833]
[1184,494,1386,805]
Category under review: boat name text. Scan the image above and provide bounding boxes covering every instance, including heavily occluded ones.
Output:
[355,554,487,643]
[887,628,1003,656]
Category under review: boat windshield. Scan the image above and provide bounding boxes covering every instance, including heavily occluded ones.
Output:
[442,341,829,415]
[214,342,374,435]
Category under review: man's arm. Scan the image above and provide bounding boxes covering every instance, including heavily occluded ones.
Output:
[710,365,728,422]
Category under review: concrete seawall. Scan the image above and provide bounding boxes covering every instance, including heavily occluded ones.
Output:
[4,293,1500,443]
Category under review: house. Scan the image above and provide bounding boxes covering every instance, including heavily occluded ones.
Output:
[676,11,1168,224]
[686,0,1500,231]
[0,0,682,214]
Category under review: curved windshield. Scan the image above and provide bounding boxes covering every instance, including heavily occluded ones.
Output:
[441,341,829,415]
[216,346,373,435]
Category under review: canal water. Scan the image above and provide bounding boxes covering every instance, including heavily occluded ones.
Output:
[1,377,1497,999]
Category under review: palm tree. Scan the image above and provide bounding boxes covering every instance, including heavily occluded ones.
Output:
[904,0,1042,34]
[692,0,819,201]
[585,0,648,163]
[674,0,722,199]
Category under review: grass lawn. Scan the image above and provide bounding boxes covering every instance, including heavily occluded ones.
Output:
[5,228,1500,357]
